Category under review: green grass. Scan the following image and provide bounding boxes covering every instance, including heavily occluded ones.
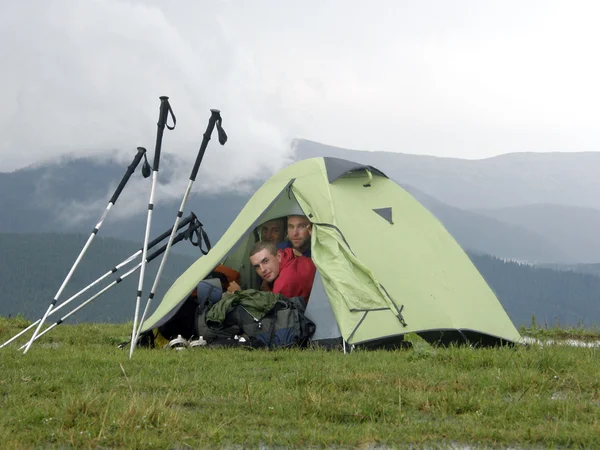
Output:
[1,317,599,449]
[521,320,600,341]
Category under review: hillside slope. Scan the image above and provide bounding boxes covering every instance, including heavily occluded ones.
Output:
[475,204,600,263]
[295,139,600,211]
[2,233,599,327]
[0,233,200,323]
[0,154,578,263]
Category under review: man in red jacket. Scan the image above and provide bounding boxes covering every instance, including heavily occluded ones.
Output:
[247,241,316,302]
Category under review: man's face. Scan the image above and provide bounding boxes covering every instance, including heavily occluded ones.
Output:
[260,219,285,244]
[250,248,282,283]
[287,215,312,252]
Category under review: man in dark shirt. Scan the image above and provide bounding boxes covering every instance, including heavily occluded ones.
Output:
[277,215,312,257]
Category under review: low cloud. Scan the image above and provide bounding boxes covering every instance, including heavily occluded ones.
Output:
[0,0,297,193]
[2,0,600,179]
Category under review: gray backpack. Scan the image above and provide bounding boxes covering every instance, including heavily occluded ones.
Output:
[196,295,315,348]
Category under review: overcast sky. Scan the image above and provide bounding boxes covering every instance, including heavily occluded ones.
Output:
[2,0,600,178]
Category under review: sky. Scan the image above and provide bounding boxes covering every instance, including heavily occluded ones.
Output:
[2,0,600,183]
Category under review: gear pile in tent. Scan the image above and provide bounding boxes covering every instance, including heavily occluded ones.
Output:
[2,96,522,356]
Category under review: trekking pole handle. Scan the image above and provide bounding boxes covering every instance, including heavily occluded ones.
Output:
[190,109,226,182]
[153,96,176,172]
[110,147,148,205]
[145,219,202,263]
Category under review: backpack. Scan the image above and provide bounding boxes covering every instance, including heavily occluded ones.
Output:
[196,294,315,349]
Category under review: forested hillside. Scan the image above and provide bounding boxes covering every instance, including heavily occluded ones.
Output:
[1,233,599,327]
[536,262,600,277]
[0,233,199,323]
[468,253,600,327]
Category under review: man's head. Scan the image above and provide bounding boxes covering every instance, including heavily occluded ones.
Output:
[259,218,286,244]
[249,241,281,283]
[287,215,312,253]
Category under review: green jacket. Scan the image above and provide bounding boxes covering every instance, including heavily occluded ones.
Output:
[206,289,282,327]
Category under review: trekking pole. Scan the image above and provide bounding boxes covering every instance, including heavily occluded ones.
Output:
[130,96,176,359]
[17,219,203,349]
[0,212,196,350]
[22,147,151,354]
[131,109,227,356]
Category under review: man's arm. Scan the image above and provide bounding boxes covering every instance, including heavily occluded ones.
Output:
[227,281,241,293]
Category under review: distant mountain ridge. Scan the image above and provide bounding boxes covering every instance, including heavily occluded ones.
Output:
[295,139,600,211]
[293,139,600,263]
[401,185,567,263]
[0,156,250,255]
[474,204,600,264]
[2,140,600,263]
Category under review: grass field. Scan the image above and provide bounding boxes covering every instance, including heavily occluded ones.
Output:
[1,316,599,449]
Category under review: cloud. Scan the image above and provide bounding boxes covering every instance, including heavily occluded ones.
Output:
[2,0,600,182]
[0,0,296,192]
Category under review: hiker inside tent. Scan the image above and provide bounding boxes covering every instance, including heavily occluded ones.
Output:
[258,217,286,245]
[246,241,316,301]
[137,157,523,351]
[277,214,312,257]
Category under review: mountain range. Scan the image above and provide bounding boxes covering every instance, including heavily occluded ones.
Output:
[296,140,600,210]
[295,140,600,264]
[1,139,600,327]
[2,139,599,263]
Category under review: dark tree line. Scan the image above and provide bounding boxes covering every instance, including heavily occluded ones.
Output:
[468,252,600,327]
[1,234,599,327]
[0,233,198,323]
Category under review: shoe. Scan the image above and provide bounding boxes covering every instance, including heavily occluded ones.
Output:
[189,336,207,348]
[168,335,189,350]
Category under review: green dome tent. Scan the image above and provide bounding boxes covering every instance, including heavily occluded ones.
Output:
[141,157,521,348]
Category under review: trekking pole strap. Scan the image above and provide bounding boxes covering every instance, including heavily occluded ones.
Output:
[216,115,228,145]
[187,220,211,255]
